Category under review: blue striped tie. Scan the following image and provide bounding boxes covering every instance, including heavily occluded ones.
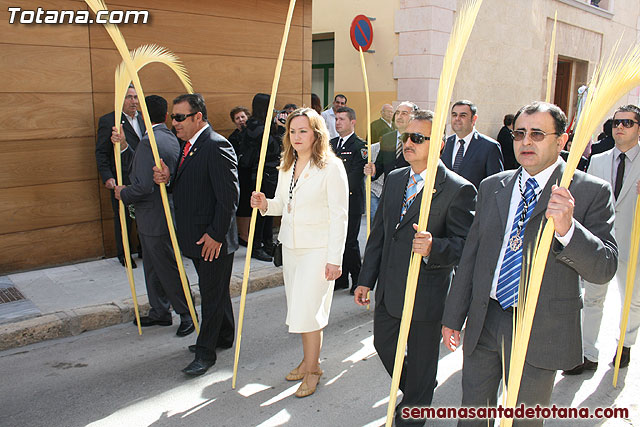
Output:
[400,174,422,221]
[496,177,539,309]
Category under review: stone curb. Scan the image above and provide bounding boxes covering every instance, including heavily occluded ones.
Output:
[0,270,283,351]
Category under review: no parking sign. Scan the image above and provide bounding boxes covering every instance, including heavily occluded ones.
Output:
[350,14,373,52]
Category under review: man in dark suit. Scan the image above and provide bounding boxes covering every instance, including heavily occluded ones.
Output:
[355,109,476,425]
[441,102,618,426]
[114,95,194,337]
[370,103,394,145]
[496,113,518,170]
[441,100,504,188]
[364,101,417,182]
[330,106,367,293]
[154,94,239,376]
[95,84,146,267]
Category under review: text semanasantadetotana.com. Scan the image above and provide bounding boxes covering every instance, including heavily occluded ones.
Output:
[401,404,629,420]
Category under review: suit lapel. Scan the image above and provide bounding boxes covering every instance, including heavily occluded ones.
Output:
[495,169,519,228]
[293,160,320,192]
[529,162,563,222]
[176,127,208,180]
[441,136,455,168]
[398,163,446,228]
[458,131,481,174]
[617,148,640,204]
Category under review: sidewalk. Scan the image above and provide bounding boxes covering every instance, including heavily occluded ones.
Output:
[0,245,283,351]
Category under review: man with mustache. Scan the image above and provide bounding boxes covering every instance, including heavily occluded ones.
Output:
[355,109,476,425]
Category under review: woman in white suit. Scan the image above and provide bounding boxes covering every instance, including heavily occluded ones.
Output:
[251,108,349,398]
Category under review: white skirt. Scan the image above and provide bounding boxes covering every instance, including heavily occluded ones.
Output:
[282,245,335,333]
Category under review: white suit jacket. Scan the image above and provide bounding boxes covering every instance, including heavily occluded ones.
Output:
[264,156,349,265]
[588,146,640,262]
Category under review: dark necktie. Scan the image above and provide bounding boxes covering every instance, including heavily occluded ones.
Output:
[453,139,465,173]
[337,138,344,151]
[614,152,626,200]
[396,136,403,159]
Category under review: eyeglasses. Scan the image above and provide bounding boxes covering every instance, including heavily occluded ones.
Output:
[511,129,559,142]
[171,112,197,122]
[613,119,640,128]
[401,132,430,144]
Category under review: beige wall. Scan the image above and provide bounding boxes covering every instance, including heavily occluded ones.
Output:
[315,0,640,139]
[0,0,312,273]
[458,0,640,138]
[313,0,399,137]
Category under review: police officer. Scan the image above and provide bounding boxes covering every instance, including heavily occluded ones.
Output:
[330,106,367,293]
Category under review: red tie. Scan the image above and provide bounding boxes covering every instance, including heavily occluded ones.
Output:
[179,141,192,168]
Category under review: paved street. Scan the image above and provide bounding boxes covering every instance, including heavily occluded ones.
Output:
[1,281,638,427]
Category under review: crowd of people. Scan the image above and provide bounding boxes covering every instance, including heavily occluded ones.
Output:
[95,87,640,425]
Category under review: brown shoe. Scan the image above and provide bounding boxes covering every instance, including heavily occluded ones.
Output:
[562,358,598,375]
[294,370,323,398]
[286,361,305,381]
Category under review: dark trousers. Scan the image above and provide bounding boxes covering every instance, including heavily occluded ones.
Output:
[253,176,276,248]
[459,299,556,427]
[374,300,441,426]
[138,233,190,322]
[335,213,362,288]
[109,191,137,258]
[191,252,235,362]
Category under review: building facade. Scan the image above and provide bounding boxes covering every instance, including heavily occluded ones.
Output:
[313,0,640,138]
[0,0,312,273]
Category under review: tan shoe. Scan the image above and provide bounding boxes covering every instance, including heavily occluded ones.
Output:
[286,361,305,381]
[294,370,323,398]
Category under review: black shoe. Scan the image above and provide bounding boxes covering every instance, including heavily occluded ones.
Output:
[133,316,172,327]
[176,320,195,337]
[182,357,215,376]
[562,357,598,375]
[613,346,631,368]
[263,242,275,256]
[118,256,137,269]
[137,247,143,259]
[189,340,233,353]
[238,237,248,247]
[349,286,357,295]
[252,248,273,262]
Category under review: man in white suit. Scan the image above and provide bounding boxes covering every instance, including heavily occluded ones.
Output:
[565,104,640,374]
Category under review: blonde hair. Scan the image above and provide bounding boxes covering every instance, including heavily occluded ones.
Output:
[280,107,335,171]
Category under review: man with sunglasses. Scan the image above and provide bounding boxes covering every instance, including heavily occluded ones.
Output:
[355,110,476,425]
[441,100,504,189]
[441,102,617,426]
[95,84,146,268]
[569,104,640,374]
[153,93,239,377]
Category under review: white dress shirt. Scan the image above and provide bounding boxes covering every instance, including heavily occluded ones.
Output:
[490,159,575,299]
[611,143,640,184]
[321,108,338,139]
[450,129,475,166]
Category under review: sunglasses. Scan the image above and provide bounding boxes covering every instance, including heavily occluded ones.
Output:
[401,132,430,144]
[171,112,197,122]
[511,129,559,142]
[613,119,640,128]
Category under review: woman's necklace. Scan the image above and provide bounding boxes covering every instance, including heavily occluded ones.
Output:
[287,157,300,213]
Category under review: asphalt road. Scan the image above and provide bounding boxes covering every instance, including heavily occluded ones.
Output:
[1,285,637,427]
